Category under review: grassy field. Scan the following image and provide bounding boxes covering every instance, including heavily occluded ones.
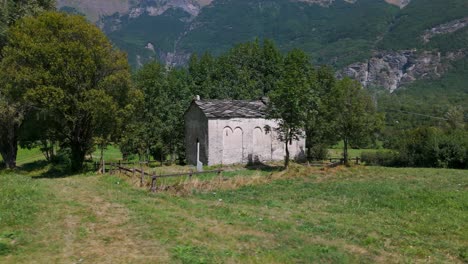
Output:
[0,148,45,166]
[0,163,467,263]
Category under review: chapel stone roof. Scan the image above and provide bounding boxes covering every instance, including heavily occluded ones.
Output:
[193,98,268,118]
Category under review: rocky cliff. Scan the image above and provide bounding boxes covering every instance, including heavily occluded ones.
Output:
[338,50,466,92]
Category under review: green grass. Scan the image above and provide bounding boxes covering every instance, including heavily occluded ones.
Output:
[0,165,467,263]
[92,145,123,162]
[0,148,44,166]
[328,141,389,159]
[1,146,125,170]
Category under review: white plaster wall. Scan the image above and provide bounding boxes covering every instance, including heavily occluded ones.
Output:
[207,118,306,166]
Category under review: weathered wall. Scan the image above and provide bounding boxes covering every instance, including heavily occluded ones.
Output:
[184,104,209,165]
[207,118,306,166]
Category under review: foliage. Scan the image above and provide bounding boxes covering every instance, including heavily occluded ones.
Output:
[0,0,55,48]
[0,0,54,169]
[379,0,468,50]
[361,150,400,167]
[121,62,191,162]
[364,127,468,169]
[188,39,283,99]
[329,78,383,165]
[267,49,316,168]
[305,66,339,160]
[0,12,136,171]
[396,127,468,169]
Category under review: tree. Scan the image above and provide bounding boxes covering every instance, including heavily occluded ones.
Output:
[0,0,55,48]
[445,105,465,130]
[0,98,22,168]
[330,78,383,165]
[267,49,317,168]
[0,0,54,168]
[123,62,191,163]
[0,12,135,171]
[188,39,283,100]
[305,66,339,160]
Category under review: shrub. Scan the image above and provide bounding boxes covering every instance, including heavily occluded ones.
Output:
[361,151,400,167]
[371,127,468,169]
[308,144,329,161]
[51,148,71,166]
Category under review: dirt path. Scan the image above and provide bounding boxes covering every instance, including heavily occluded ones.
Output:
[42,176,169,263]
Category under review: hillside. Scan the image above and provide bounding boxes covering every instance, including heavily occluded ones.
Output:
[57,0,468,96]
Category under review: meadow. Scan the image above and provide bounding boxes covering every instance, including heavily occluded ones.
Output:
[0,153,467,263]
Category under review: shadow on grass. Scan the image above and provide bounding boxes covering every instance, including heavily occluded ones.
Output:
[15,160,95,179]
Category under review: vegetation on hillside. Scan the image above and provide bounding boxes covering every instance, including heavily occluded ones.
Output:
[379,0,468,50]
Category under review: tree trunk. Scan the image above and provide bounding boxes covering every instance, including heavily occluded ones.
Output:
[100,145,105,174]
[0,142,17,169]
[343,138,349,166]
[70,142,86,172]
[284,140,290,169]
[0,123,19,169]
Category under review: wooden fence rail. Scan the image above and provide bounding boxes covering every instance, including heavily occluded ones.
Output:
[105,162,223,192]
[149,169,223,192]
[101,157,358,192]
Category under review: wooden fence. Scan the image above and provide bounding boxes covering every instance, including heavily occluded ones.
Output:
[98,157,359,192]
[307,157,360,167]
[104,162,223,192]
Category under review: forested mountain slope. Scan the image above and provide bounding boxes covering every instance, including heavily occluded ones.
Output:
[57,0,468,96]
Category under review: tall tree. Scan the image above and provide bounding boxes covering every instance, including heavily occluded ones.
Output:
[305,66,339,160]
[0,0,54,168]
[122,62,191,163]
[330,78,383,165]
[267,49,317,168]
[0,12,136,171]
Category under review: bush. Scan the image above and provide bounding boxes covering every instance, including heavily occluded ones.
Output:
[370,127,468,169]
[436,130,468,169]
[308,144,329,161]
[361,151,400,167]
[51,148,71,166]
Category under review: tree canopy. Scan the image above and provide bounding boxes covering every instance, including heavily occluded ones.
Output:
[0,0,55,48]
[0,12,136,171]
[329,78,383,165]
[267,49,317,168]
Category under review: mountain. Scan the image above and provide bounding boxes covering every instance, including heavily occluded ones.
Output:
[57,0,468,94]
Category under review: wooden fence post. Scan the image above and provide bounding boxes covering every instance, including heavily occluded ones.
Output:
[102,156,106,174]
[140,165,145,187]
[150,175,157,192]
